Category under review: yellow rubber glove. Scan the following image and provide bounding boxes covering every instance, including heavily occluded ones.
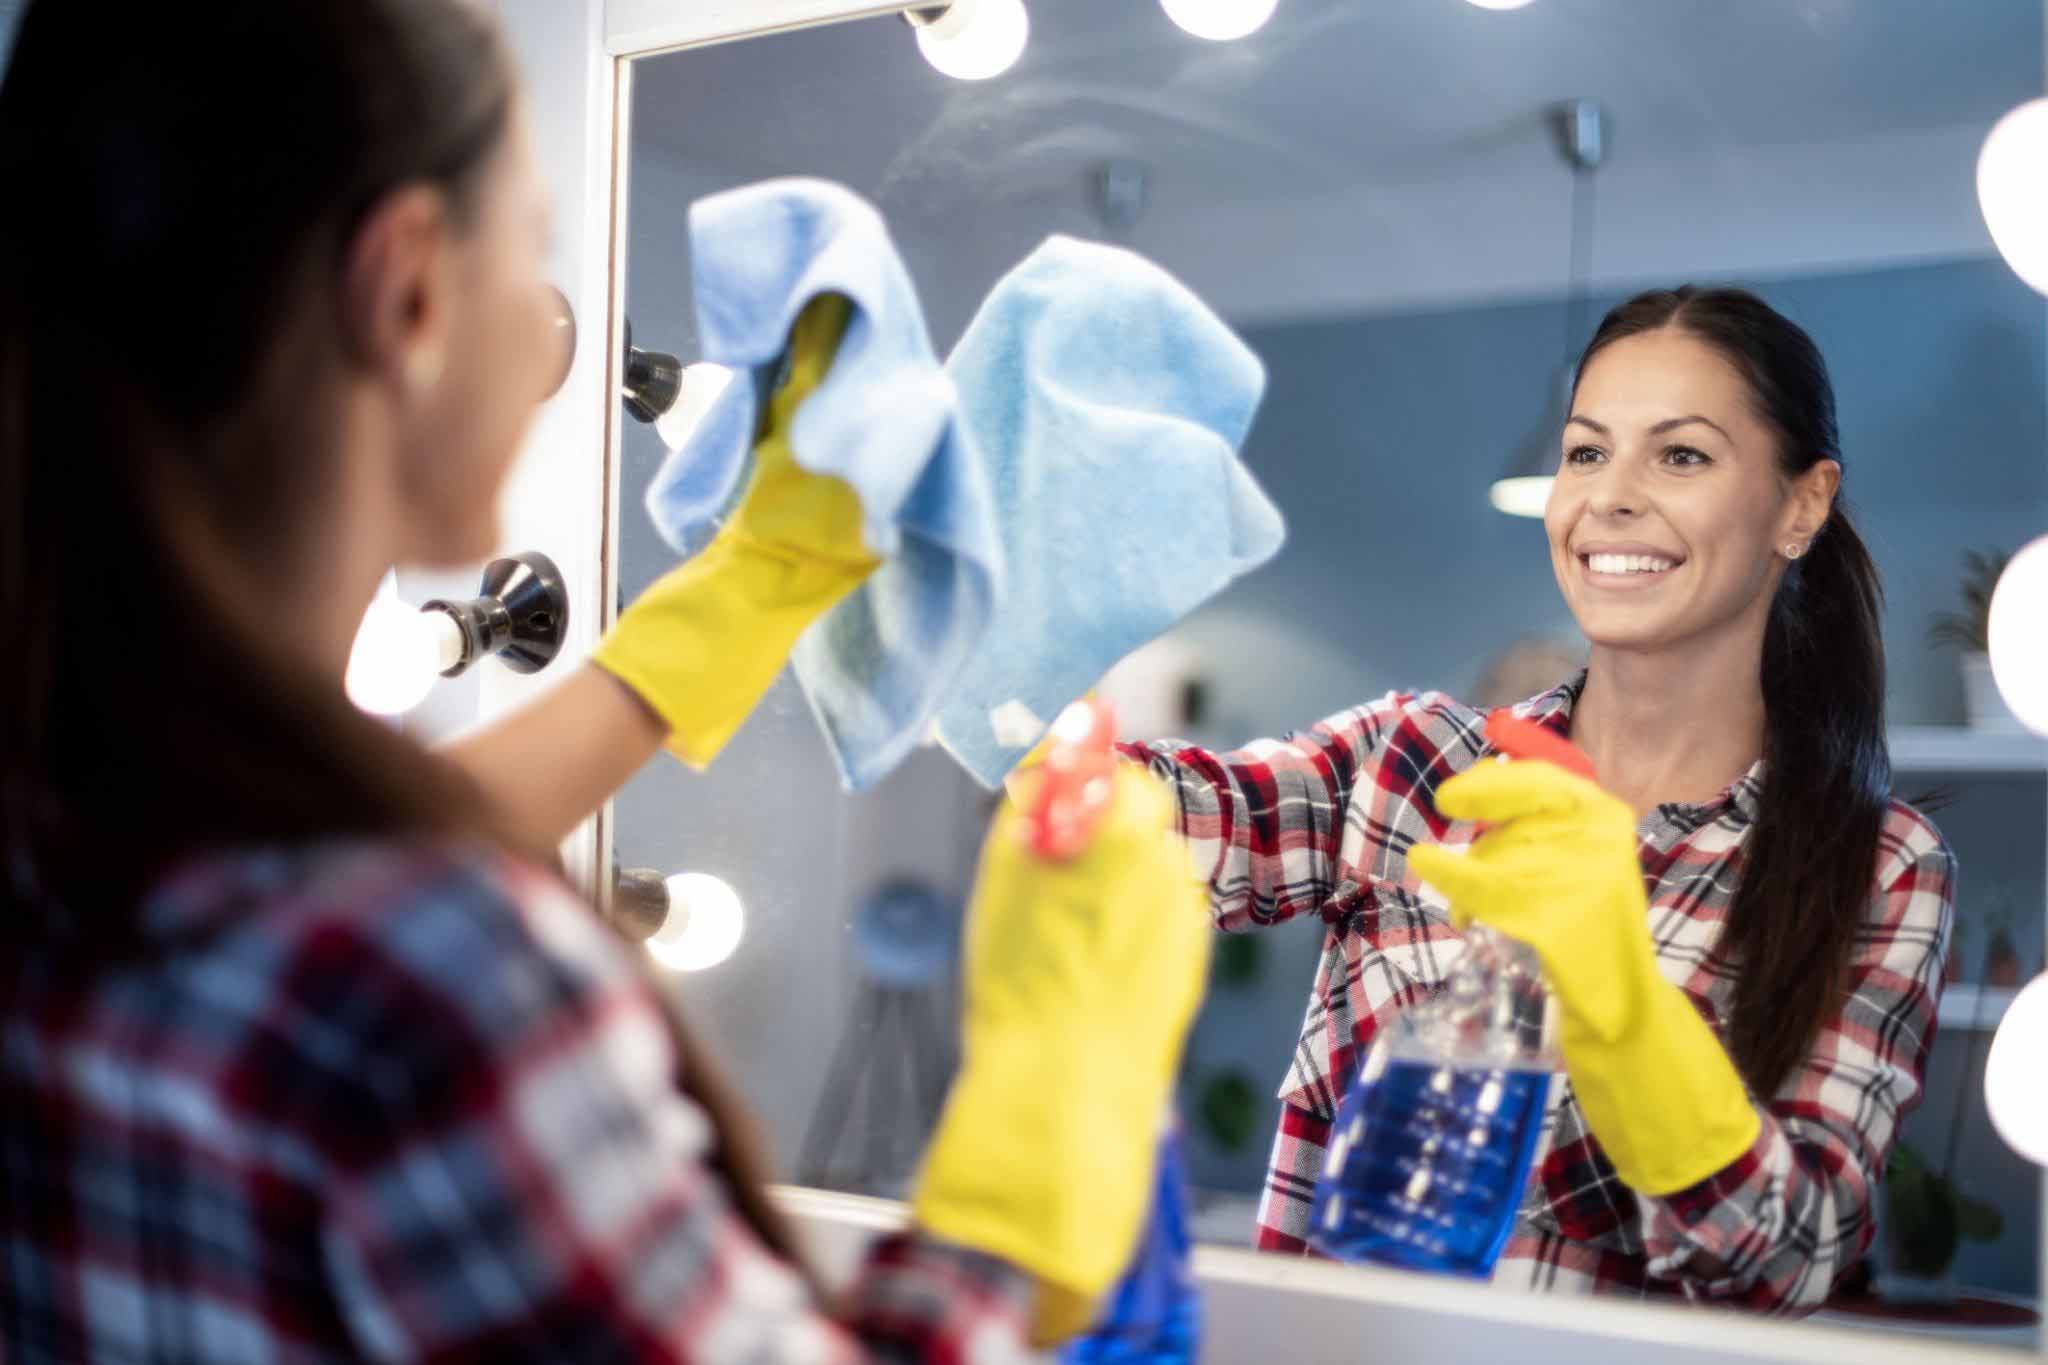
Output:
[592,293,880,768]
[913,765,1210,1344]
[1406,759,1761,1196]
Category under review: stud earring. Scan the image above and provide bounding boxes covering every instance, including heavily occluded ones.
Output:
[1784,542,1805,560]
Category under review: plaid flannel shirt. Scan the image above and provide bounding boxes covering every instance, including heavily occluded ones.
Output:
[1127,673,1954,1314]
[1,841,1032,1363]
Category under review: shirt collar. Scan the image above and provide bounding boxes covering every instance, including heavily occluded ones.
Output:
[1498,669,1763,826]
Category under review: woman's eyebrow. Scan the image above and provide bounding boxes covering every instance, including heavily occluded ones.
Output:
[1649,414,1733,441]
[1565,414,1732,442]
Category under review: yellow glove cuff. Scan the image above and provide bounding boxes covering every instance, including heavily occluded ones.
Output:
[1559,978,1763,1196]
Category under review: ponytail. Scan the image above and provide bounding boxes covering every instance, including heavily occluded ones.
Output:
[1735,511,1890,1095]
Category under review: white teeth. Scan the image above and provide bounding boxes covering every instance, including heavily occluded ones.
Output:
[1587,553,1677,576]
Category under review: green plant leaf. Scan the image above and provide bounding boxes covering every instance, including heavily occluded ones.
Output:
[1212,934,1264,988]
[1958,1195,2005,1243]
[1930,548,2013,654]
[1196,1070,1261,1153]
[1886,1145,1963,1277]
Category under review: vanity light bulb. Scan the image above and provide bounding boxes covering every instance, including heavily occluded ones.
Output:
[1987,533,2048,736]
[654,363,737,453]
[1160,0,1278,42]
[345,573,443,717]
[649,873,746,973]
[1986,973,2048,1165]
[1464,0,1538,9]
[916,0,1029,81]
[1979,98,2048,296]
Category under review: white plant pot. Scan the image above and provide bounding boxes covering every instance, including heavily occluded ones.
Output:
[1963,652,2026,732]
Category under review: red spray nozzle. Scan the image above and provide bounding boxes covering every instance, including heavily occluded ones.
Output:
[1483,708,1598,783]
[1023,698,1119,861]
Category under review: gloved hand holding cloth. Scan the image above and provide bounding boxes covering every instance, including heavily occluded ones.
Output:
[592,293,880,767]
[1407,735,1762,1197]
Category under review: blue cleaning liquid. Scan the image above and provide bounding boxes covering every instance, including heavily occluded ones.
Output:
[1308,1056,1549,1277]
[1061,1129,1199,1363]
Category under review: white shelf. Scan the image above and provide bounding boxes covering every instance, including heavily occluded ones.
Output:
[1939,984,2019,1031]
[1889,727,2048,774]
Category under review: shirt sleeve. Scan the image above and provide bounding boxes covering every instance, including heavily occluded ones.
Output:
[1118,697,1399,933]
[1637,825,1957,1313]
[306,851,1034,1364]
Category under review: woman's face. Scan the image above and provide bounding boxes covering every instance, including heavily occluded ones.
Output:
[1543,327,1836,656]
[395,105,562,567]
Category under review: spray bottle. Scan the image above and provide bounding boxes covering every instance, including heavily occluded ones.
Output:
[1307,710,1595,1276]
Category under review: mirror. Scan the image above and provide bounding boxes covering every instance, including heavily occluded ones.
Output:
[612,0,2048,1348]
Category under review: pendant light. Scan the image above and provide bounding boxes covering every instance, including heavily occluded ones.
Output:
[1491,99,1607,518]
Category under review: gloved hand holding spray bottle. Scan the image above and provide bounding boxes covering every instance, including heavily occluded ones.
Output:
[1309,711,1760,1274]
[1020,701,1200,1364]
[913,697,1211,1351]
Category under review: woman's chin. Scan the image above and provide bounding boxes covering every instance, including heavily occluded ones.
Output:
[1572,612,1684,654]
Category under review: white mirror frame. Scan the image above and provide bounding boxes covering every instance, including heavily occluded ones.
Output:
[488,1,2048,1358]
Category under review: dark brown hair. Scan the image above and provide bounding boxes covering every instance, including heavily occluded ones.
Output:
[0,0,807,1275]
[1576,286,1890,1098]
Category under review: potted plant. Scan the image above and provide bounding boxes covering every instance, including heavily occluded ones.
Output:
[1929,549,2022,730]
[1881,1141,2003,1301]
[1958,885,2031,990]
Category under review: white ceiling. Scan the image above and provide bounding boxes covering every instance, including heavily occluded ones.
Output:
[630,0,2048,323]
[638,0,2043,196]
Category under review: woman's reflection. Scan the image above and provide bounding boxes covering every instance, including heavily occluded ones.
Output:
[1122,286,1954,1311]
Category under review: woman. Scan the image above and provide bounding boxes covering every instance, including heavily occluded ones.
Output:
[0,2,1204,1359]
[1122,287,1955,1313]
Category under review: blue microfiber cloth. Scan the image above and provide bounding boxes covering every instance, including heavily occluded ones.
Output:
[932,235,1286,788]
[643,177,1003,790]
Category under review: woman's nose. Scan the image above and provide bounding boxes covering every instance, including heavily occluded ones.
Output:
[1586,460,1645,518]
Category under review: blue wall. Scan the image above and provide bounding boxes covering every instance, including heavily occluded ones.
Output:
[1181,258,2048,739]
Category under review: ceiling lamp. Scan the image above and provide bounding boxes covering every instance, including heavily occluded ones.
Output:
[1491,98,1607,518]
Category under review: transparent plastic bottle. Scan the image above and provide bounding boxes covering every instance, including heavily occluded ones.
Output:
[1306,924,1557,1277]
[1060,1123,1199,1364]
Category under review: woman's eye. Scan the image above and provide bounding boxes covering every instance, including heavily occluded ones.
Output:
[1664,445,1710,468]
[1563,445,1604,467]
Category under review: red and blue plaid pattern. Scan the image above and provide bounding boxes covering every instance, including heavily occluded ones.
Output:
[1,841,1032,1362]
[1127,674,1953,1313]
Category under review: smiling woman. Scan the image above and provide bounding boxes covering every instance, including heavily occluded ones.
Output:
[1122,283,1953,1311]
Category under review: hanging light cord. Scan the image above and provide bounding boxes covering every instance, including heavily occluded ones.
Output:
[1565,158,1597,361]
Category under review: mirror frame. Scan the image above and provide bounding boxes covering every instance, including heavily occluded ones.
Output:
[537,3,2048,1358]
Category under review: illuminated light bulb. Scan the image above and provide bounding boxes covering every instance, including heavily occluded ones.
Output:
[1986,973,2048,1164]
[916,0,1029,81]
[345,572,448,717]
[1464,0,1538,9]
[1487,475,1553,518]
[648,873,746,973]
[1160,0,1278,42]
[654,362,736,453]
[1988,533,2048,735]
[1979,98,2048,296]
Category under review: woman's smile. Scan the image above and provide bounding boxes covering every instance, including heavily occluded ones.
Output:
[1575,540,1688,591]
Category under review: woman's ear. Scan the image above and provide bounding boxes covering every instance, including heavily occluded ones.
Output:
[338,185,455,397]
[1784,457,1842,545]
